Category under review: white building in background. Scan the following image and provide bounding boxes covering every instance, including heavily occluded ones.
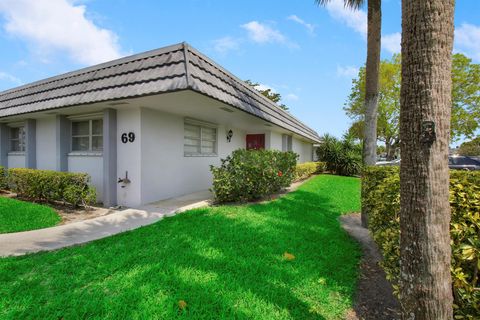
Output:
[0,43,320,208]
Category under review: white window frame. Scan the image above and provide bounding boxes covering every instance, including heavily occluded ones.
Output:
[70,117,103,153]
[8,123,25,153]
[282,134,293,152]
[184,119,218,157]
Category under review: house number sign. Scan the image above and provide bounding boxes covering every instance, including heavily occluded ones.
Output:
[121,132,135,143]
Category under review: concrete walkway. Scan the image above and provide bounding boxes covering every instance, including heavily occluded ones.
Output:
[0,190,212,257]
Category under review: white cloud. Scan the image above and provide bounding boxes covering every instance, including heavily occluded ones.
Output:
[324,1,402,55]
[250,82,297,104]
[241,21,298,48]
[287,15,315,34]
[213,20,298,55]
[336,65,359,78]
[324,0,367,37]
[241,21,286,44]
[382,32,401,54]
[254,83,276,92]
[285,93,299,101]
[0,0,122,66]
[212,36,240,54]
[455,23,480,61]
[0,71,22,85]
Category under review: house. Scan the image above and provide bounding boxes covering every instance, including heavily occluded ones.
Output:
[0,42,321,208]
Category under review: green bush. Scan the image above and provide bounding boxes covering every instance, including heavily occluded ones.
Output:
[210,149,297,203]
[0,166,7,190]
[8,168,96,207]
[63,185,97,207]
[293,161,326,182]
[316,161,327,173]
[316,134,362,176]
[450,171,480,318]
[294,162,318,182]
[364,166,480,318]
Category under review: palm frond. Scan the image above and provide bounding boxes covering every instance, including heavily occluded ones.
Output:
[314,0,364,10]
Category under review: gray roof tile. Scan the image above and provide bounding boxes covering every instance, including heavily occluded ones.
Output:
[0,42,320,142]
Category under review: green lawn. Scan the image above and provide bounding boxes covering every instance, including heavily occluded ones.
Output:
[0,175,361,319]
[0,197,60,234]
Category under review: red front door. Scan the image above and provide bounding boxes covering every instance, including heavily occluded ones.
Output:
[246,134,265,150]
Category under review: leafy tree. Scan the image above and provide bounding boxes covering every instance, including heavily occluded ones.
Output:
[376,145,386,155]
[458,136,480,156]
[345,55,401,160]
[451,54,480,138]
[244,80,289,111]
[346,53,480,159]
[399,0,455,318]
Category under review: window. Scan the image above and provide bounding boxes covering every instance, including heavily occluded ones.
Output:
[184,121,217,156]
[72,119,103,152]
[10,126,25,152]
[282,134,292,152]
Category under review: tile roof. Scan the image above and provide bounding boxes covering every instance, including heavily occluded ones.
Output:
[0,43,320,142]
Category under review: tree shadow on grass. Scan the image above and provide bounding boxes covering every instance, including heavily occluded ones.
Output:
[0,187,360,319]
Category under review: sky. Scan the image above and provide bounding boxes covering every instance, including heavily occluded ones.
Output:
[0,0,478,139]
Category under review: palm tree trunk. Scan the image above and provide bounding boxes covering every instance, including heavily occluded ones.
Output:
[399,0,455,318]
[362,0,381,166]
[360,0,381,228]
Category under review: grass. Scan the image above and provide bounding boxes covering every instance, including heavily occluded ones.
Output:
[0,175,361,319]
[0,197,60,234]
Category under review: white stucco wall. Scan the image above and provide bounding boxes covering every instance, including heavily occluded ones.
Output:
[269,131,283,151]
[292,137,313,163]
[36,116,56,170]
[268,131,313,163]
[1,102,315,207]
[139,107,247,205]
[116,107,142,207]
[303,142,313,163]
[68,155,104,201]
[7,154,25,168]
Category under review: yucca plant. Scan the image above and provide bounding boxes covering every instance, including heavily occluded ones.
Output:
[316,134,362,176]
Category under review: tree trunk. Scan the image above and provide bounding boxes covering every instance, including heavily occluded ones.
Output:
[385,139,393,160]
[386,139,398,161]
[362,0,381,166]
[361,0,381,228]
[399,0,455,319]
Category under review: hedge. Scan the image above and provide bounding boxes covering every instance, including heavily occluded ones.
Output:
[210,149,297,203]
[364,166,480,318]
[0,166,6,190]
[293,162,327,182]
[7,168,96,207]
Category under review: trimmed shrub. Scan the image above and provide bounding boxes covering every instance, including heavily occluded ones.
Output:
[364,166,480,318]
[0,166,7,190]
[63,185,97,207]
[450,171,480,318]
[316,134,362,176]
[316,161,327,173]
[7,168,96,207]
[294,162,326,182]
[294,162,318,182]
[210,149,297,203]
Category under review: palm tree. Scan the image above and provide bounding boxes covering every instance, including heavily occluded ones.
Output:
[399,0,455,318]
[315,0,381,227]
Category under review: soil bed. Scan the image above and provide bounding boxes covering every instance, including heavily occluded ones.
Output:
[340,213,401,320]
